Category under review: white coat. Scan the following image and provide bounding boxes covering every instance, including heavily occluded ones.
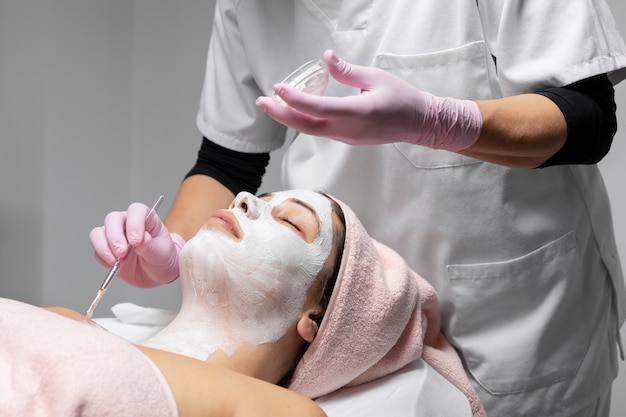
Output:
[196,1,626,415]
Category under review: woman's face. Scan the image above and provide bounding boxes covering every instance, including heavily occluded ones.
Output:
[177,190,334,349]
[207,189,332,268]
[198,189,333,281]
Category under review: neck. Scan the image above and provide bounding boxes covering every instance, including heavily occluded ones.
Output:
[142,307,306,384]
[206,342,289,383]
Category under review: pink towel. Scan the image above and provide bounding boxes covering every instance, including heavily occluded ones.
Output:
[289,198,485,417]
[0,298,178,417]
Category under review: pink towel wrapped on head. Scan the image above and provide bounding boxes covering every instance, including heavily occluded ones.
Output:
[289,198,485,417]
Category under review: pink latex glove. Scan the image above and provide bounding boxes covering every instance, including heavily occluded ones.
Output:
[256,50,482,151]
[89,203,185,288]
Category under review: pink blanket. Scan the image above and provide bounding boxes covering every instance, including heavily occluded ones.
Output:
[0,298,177,417]
[289,198,485,417]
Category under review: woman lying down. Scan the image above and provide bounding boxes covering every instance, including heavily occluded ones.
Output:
[0,190,485,417]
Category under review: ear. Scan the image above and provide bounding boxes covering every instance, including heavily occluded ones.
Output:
[296,308,323,344]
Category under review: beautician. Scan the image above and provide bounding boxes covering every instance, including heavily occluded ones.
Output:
[96,1,626,416]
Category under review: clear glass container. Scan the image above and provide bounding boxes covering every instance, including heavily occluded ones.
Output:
[273,59,329,103]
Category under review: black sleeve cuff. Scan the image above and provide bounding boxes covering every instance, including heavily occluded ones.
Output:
[535,74,617,168]
[185,138,270,195]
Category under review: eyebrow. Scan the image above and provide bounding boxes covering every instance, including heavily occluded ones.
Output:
[290,198,319,223]
[260,192,322,227]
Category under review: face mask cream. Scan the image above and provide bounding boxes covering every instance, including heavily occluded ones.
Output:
[143,190,333,359]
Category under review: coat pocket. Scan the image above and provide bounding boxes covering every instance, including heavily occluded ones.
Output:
[446,232,590,395]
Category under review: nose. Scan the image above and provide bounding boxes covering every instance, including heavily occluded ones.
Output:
[237,197,251,215]
[233,192,266,219]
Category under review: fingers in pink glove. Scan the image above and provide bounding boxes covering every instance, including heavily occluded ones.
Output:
[124,202,152,245]
[256,49,398,143]
[258,49,482,150]
[259,50,378,117]
[102,204,151,254]
[90,202,184,288]
[89,226,117,268]
[256,89,325,133]
[89,203,152,267]
[256,86,368,141]
[321,49,376,90]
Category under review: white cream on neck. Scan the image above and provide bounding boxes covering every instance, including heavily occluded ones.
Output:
[142,190,333,360]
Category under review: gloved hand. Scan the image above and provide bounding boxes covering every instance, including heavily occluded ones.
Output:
[89,202,185,288]
[256,50,482,152]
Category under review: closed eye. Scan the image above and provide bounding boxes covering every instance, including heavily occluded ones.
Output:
[281,217,301,232]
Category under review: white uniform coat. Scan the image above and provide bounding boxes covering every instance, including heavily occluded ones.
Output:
[196,1,626,415]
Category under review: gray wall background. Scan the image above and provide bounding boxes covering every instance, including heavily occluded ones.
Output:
[0,1,624,414]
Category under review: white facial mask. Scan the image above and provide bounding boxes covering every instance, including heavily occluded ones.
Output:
[143,190,333,359]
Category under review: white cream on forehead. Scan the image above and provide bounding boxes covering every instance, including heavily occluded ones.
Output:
[142,190,333,360]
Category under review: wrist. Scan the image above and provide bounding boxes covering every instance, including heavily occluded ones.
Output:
[409,95,482,152]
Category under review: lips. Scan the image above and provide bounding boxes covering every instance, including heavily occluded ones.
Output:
[206,210,243,240]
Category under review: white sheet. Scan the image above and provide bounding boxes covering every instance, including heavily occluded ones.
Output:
[94,303,472,417]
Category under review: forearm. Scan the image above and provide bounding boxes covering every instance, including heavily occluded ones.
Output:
[460,94,567,168]
[164,175,234,241]
[259,53,615,168]
[165,138,270,240]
